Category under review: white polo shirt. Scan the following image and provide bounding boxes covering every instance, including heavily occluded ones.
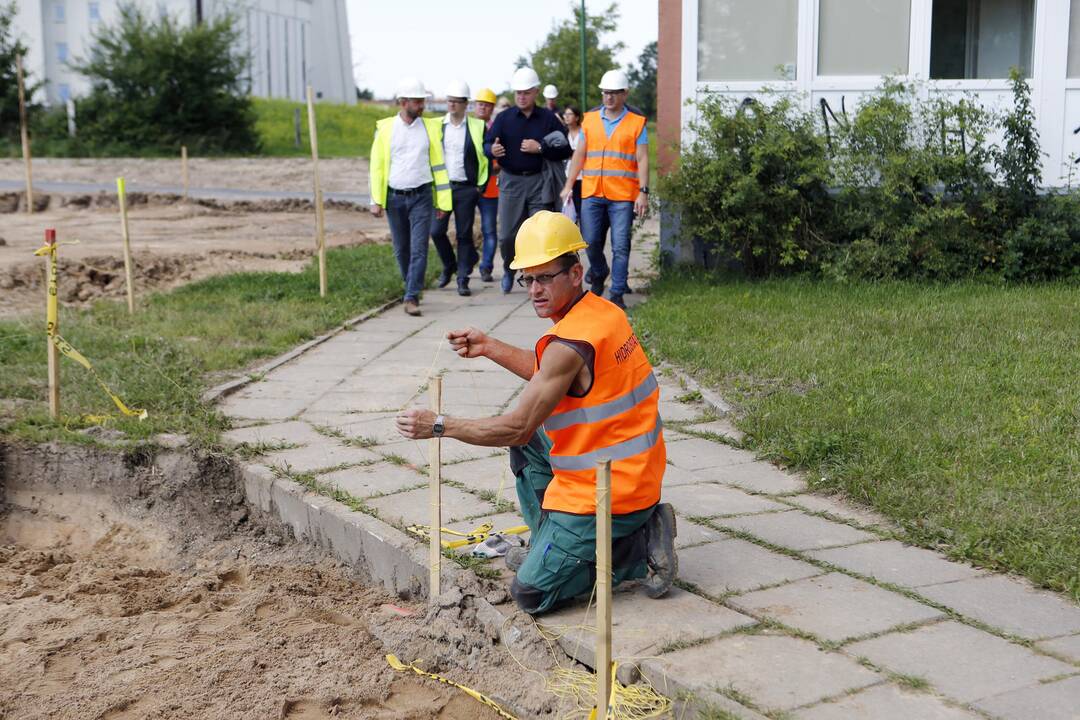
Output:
[388,115,433,190]
[442,114,468,183]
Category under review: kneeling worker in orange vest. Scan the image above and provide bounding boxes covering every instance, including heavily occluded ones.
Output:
[395,211,677,614]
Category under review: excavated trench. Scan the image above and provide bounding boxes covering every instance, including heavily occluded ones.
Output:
[0,442,564,720]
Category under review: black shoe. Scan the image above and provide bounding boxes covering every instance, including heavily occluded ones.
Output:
[506,546,529,572]
[590,279,605,296]
[480,270,494,283]
[438,268,454,288]
[457,285,471,297]
[609,294,626,310]
[643,503,677,599]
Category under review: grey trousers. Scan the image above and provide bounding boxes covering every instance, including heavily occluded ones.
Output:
[497,172,553,278]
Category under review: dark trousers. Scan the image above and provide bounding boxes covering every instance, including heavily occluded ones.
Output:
[478,195,499,275]
[385,188,433,302]
[430,183,480,287]
[497,172,553,288]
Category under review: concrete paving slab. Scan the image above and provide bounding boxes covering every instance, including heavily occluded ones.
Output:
[973,674,1080,720]
[261,442,381,473]
[700,462,808,494]
[783,493,894,528]
[260,363,358,384]
[793,683,983,720]
[540,586,756,674]
[658,464,711,487]
[219,395,311,421]
[639,634,880,713]
[221,420,326,448]
[440,371,524,390]
[729,572,945,643]
[678,538,824,596]
[664,437,759,470]
[846,621,1075,703]
[808,541,986,589]
[1037,633,1080,663]
[675,521,727,549]
[716,510,878,551]
[683,418,745,443]
[366,485,496,527]
[313,389,418,413]
[440,455,516,502]
[335,374,425,394]
[663,483,789,518]
[916,575,1080,640]
[318,462,426,498]
[234,378,341,400]
[658,399,708,422]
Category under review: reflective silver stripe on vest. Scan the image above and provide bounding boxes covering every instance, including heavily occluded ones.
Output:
[431,163,447,172]
[548,415,664,471]
[544,372,658,432]
[435,183,451,191]
[586,150,636,161]
[582,168,639,179]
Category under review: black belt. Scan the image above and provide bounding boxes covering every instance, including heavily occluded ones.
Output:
[502,168,541,177]
[388,183,431,195]
[450,180,476,187]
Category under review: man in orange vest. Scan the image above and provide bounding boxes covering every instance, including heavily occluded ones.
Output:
[396,212,677,614]
[561,69,649,310]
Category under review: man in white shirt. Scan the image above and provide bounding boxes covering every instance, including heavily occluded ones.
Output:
[369,78,452,316]
[430,80,490,296]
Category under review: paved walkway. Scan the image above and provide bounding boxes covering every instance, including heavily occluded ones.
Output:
[218,235,1080,719]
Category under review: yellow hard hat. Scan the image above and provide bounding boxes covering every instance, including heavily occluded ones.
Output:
[509,211,587,270]
[473,87,498,105]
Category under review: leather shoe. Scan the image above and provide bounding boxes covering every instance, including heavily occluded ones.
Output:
[437,268,454,288]
[480,270,494,283]
[457,285,471,297]
[590,279,605,296]
[609,294,627,310]
[403,300,422,316]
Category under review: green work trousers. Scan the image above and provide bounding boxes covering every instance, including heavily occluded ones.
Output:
[509,429,653,615]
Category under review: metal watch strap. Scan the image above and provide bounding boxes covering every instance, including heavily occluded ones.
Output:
[433,414,446,437]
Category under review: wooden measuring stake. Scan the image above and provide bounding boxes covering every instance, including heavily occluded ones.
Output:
[306,86,328,297]
[44,229,60,419]
[181,145,189,198]
[16,54,33,214]
[595,458,613,717]
[429,376,443,601]
[116,178,135,314]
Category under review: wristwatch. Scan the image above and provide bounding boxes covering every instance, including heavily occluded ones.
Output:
[639,186,650,194]
[432,414,446,437]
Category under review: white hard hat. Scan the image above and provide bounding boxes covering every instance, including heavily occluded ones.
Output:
[395,77,429,99]
[542,84,558,99]
[510,67,541,91]
[445,79,470,100]
[598,69,629,91]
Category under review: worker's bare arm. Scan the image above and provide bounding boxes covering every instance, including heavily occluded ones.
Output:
[396,342,583,446]
[446,326,535,380]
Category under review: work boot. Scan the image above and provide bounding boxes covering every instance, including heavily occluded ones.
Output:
[590,278,605,297]
[457,283,471,297]
[505,546,529,572]
[403,300,422,317]
[480,269,494,283]
[438,267,454,288]
[609,294,627,310]
[643,503,677,599]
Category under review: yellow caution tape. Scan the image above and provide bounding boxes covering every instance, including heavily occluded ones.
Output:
[386,654,518,720]
[34,240,148,421]
[587,662,618,720]
[406,522,529,549]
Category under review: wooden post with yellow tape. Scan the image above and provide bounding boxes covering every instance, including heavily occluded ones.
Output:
[116,177,135,314]
[595,457,613,718]
[429,375,443,601]
[306,86,328,297]
[43,229,60,419]
[16,53,33,215]
[181,145,189,198]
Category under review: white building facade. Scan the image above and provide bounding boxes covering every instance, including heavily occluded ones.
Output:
[664,0,1080,186]
[12,0,354,106]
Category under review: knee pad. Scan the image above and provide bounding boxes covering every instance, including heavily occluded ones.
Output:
[510,577,545,615]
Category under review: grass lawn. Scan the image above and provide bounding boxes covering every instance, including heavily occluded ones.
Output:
[634,274,1080,599]
[0,244,415,446]
[253,98,394,158]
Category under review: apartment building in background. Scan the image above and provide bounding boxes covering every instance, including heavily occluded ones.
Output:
[12,0,354,105]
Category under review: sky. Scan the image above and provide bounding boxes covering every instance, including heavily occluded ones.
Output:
[345,0,659,100]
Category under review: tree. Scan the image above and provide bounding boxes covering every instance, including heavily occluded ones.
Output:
[0,1,38,144]
[626,41,656,119]
[73,4,258,154]
[517,2,624,112]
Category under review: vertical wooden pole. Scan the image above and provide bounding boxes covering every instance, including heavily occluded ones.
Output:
[116,178,135,314]
[44,229,60,420]
[181,145,189,198]
[306,86,328,297]
[429,376,443,601]
[595,458,613,718]
[16,54,33,215]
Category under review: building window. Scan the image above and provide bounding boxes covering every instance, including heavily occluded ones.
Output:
[89,2,100,22]
[1069,0,1080,77]
[53,1,64,22]
[930,0,1034,79]
[818,0,910,76]
[58,84,71,102]
[57,42,68,63]
[698,0,798,81]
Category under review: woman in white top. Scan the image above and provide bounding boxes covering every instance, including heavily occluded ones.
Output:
[562,105,583,223]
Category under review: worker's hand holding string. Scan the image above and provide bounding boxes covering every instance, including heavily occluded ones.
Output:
[491,137,506,158]
[447,326,488,359]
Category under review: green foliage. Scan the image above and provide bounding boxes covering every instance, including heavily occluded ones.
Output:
[68,3,258,155]
[517,2,624,111]
[0,1,38,144]
[254,98,393,158]
[626,41,657,119]
[663,73,1077,281]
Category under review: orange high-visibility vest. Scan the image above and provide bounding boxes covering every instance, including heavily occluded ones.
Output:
[534,292,665,515]
[580,109,645,202]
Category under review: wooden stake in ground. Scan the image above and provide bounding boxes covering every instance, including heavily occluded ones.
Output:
[181,145,189,198]
[16,53,33,215]
[595,458,613,717]
[116,178,135,314]
[306,86,328,297]
[44,228,60,419]
[429,375,443,601]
